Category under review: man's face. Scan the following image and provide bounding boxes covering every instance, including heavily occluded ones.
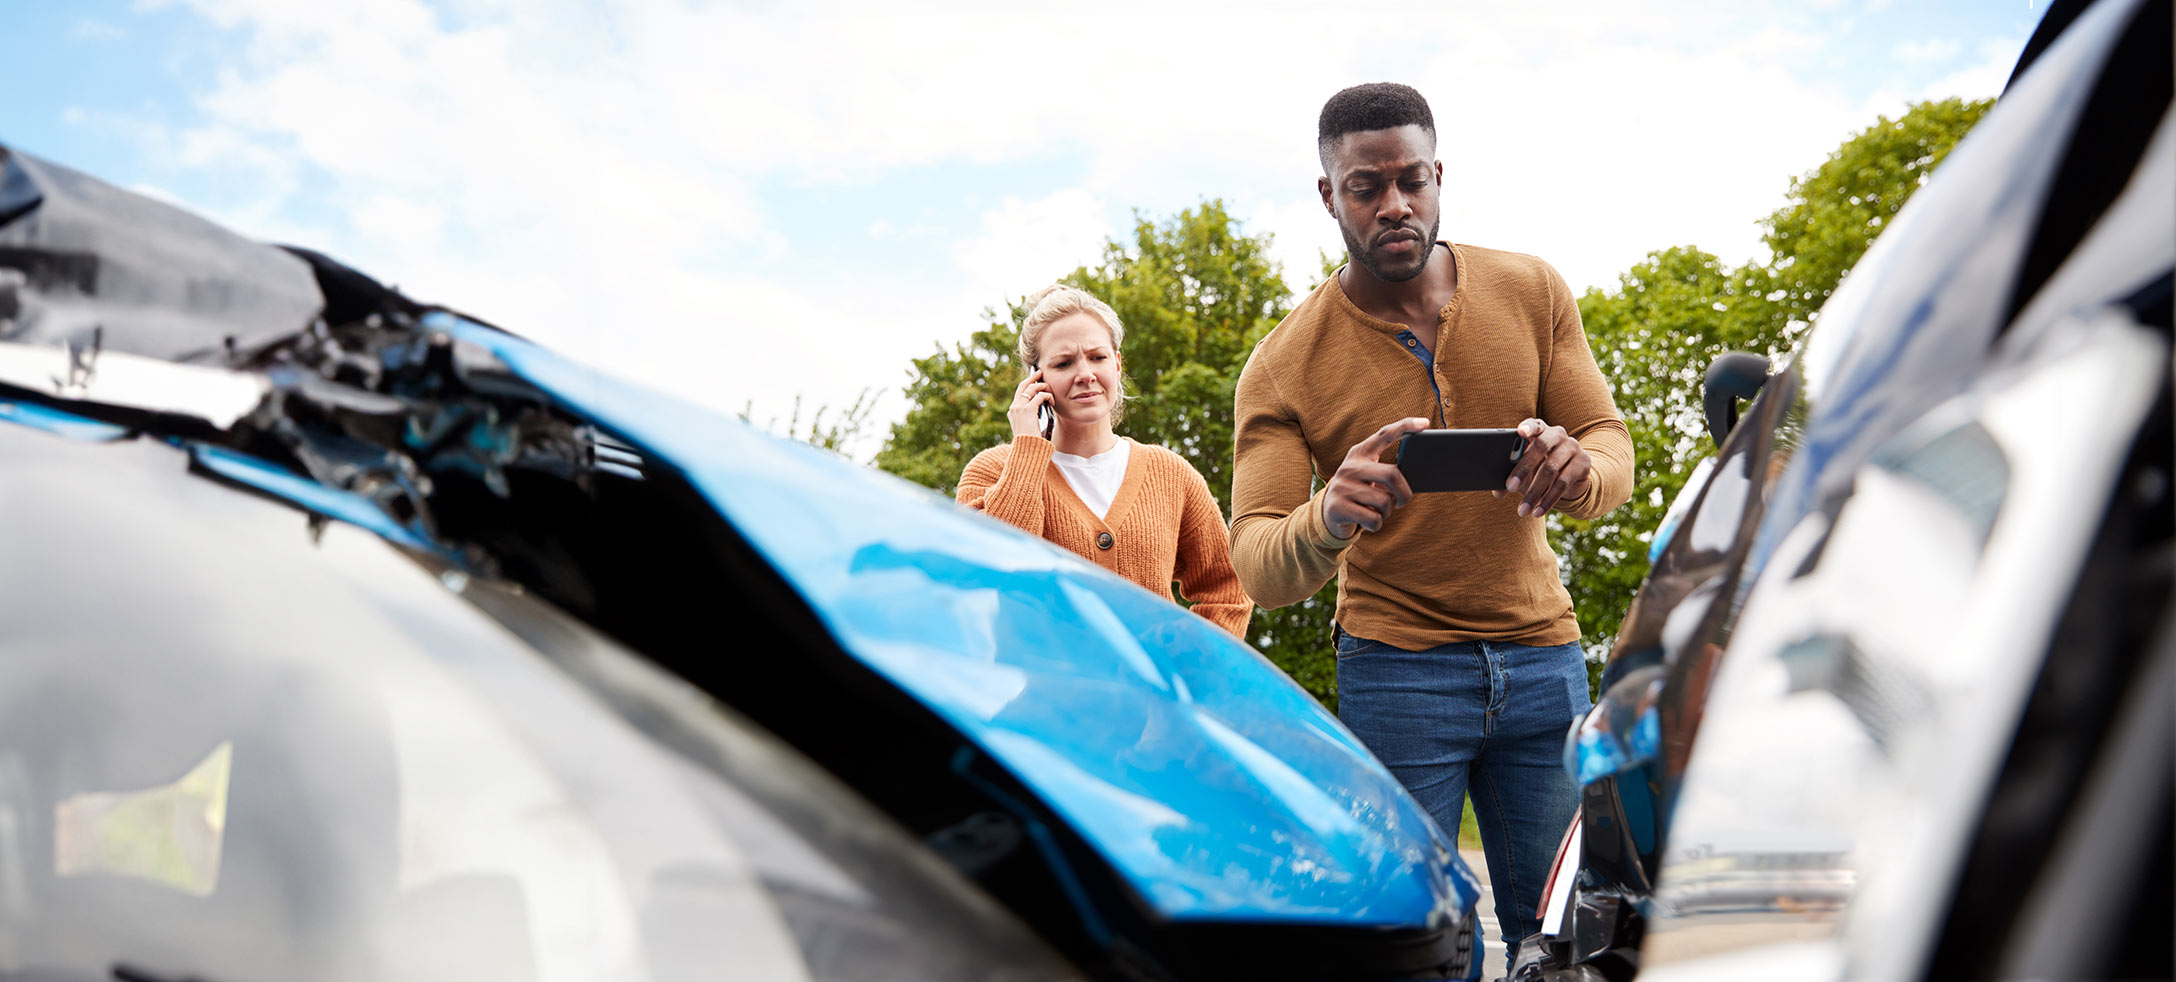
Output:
[1318,125,1442,284]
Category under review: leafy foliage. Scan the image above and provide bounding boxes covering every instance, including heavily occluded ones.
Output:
[1552,98,1991,662]
[740,389,879,457]
[875,99,1992,707]
[1553,248,1777,666]
[1752,96,1994,344]
[871,319,1025,493]
[876,202,1350,705]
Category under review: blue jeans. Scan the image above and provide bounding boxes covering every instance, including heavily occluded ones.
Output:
[1335,632,1590,962]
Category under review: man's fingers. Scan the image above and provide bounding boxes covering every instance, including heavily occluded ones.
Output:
[1349,495,1388,532]
[1328,496,1386,534]
[1522,435,1583,516]
[1328,419,1426,534]
[1377,464,1414,507]
[1343,460,1413,502]
[1535,454,1589,515]
[1343,480,1394,513]
[1529,473,1572,516]
[1506,443,1541,493]
[1536,458,1591,516]
[1520,462,1562,516]
[1327,466,1411,535]
[1508,422,1570,495]
[1352,416,1433,461]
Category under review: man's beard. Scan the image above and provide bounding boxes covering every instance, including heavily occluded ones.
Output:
[1343,213,1441,284]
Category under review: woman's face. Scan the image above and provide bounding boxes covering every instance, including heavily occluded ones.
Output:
[1036,312,1121,427]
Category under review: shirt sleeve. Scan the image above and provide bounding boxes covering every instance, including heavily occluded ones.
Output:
[956,437,1054,534]
[1539,267,1635,520]
[1172,464,1255,639]
[1228,347,1352,609]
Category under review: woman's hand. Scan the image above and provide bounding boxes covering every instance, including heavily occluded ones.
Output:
[1008,368,1054,440]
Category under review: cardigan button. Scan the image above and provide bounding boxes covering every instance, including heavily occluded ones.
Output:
[1096,532,1113,550]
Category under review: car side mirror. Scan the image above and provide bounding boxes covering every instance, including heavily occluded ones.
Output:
[1702,352,1770,448]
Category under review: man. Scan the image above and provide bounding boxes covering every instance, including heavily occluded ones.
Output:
[1229,82,1632,963]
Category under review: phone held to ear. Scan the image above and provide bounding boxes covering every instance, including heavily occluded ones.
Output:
[1395,428,1527,493]
[1039,404,1054,440]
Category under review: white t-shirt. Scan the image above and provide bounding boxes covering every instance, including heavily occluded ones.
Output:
[1051,439,1131,519]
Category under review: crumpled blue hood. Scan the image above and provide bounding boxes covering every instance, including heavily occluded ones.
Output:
[427,313,1478,927]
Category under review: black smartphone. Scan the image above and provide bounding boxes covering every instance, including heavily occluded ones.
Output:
[1038,404,1054,439]
[1396,428,1527,492]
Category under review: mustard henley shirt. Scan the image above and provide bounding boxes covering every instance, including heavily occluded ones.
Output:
[1229,242,1634,651]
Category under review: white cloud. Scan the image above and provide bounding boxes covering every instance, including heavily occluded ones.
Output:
[1892,38,1962,64]
[1395,17,1860,290]
[1917,37,2028,103]
[111,0,2028,459]
[68,19,125,42]
[952,189,1114,310]
[351,192,446,246]
[1245,194,1341,293]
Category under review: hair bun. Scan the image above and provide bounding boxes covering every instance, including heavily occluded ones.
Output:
[1022,282,1067,313]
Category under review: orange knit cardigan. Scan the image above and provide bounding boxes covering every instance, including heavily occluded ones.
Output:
[957,436,1254,639]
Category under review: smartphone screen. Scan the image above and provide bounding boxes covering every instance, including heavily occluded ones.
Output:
[1396,429,1527,492]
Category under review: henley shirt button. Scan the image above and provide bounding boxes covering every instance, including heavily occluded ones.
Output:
[1096,532,1113,550]
[1405,337,1417,347]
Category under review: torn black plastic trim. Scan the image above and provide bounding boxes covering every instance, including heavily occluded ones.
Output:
[0,144,322,362]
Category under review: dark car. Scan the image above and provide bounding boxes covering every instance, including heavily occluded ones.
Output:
[1513,0,2172,978]
[0,140,1483,977]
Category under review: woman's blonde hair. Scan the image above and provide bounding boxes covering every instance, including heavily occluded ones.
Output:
[1017,283,1127,420]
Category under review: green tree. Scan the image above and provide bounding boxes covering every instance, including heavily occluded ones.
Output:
[1552,248,1777,670]
[872,319,1025,492]
[1754,96,1993,344]
[740,389,879,457]
[1552,98,1992,664]
[877,201,1348,706]
[877,99,1994,708]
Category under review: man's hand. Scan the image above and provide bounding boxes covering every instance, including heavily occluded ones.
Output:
[1497,417,1592,517]
[1323,417,1431,539]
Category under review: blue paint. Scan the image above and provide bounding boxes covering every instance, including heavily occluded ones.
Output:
[1569,669,1665,788]
[1629,707,1660,763]
[1647,510,1681,564]
[189,443,443,556]
[421,312,1478,928]
[1572,728,1631,787]
[0,399,130,442]
[1616,763,1659,857]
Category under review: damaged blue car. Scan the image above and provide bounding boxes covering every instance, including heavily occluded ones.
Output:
[0,142,1481,981]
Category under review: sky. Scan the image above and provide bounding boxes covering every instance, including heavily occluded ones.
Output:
[1,0,2044,460]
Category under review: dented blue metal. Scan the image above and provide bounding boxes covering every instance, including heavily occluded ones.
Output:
[420,310,1482,929]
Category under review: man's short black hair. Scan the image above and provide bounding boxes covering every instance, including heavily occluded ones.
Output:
[1317,83,1436,172]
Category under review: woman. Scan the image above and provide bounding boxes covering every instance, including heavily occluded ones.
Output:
[956,284,1253,639]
